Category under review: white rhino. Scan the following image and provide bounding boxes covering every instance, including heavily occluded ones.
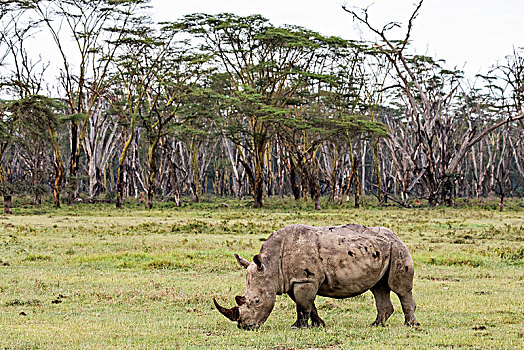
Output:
[214,224,419,330]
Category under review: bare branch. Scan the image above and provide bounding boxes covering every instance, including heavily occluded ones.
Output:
[446,113,524,174]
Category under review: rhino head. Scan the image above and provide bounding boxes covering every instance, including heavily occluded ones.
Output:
[213,254,277,330]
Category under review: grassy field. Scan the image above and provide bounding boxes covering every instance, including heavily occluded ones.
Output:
[0,198,523,349]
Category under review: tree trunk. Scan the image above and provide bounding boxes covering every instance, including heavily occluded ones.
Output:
[349,142,361,208]
[236,134,268,208]
[190,139,201,203]
[309,173,320,210]
[172,176,181,207]
[116,162,125,208]
[53,158,64,208]
[87,158,97,198]
[146,140,158,210]
[277,156,285,199]
[4,195,12,214]
[168,148,181,207]
[265,144,273,198]
[0,165,12,214]
[223,139,242,198]
[361,141,367,198]
[299,165,309,202]
[353,160,360,208]
[49,128,65,209]
[253,154,264,208]
[372,138,384,204]
[68,121,79,205]
[116,130,134,208]
[440,175,455,206]
[33,170,41,205]
[288,157,300,200]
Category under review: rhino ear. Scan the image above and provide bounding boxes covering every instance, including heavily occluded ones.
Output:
[253,254,265,272]
[234,254,250,269]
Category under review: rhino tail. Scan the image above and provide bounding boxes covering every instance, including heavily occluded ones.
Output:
[387,241,414,294]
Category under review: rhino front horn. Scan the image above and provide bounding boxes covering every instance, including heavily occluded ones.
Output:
[213,298,239,322]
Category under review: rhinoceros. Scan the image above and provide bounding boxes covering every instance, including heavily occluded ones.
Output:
[213,224,419,330]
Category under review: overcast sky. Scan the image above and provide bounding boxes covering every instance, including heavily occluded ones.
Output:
[149,0,524,78]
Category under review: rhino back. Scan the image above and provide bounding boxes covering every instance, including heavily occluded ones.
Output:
[278,224,402,298]
[317,226,394,297]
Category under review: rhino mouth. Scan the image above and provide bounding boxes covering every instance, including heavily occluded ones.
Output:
[214,297,261,330]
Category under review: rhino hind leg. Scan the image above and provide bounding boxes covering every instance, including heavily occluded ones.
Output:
[396,290,419,327]
[388,244,419,327]
[370,279,394,326]
[288,283,321,329]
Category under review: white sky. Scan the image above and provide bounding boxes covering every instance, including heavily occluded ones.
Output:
[150,0,524,78]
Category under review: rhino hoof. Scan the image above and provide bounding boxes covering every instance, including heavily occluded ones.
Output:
[311,319,325,328]
[405,320,420,328]
[290,320,309,329]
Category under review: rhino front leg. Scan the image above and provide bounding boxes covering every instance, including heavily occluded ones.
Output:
[309,303,325,327]
[289,283,319,329]
[288,288,325,328]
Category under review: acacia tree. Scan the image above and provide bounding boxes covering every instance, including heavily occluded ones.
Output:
[478,48,524,208]
[104,16,160,208]
[9,95,64,207]
[176,76,222,203]
[140,23,209,209]
[183,14,334,207]
[103,15,206,208]
[279,37,387,209]
[360,46,393,204]
[0,10,16,213]
[27,0,145,202]
[204,72,247,199]
[322,43,389,208]
[82,98,120,199]
[2,26,52,205]
[344,0,524,205]
[0,104,17,213]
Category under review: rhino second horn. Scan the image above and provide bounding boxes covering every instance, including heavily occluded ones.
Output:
[213,298,239,321]
[235,254,250,269]
[235,295,247,306]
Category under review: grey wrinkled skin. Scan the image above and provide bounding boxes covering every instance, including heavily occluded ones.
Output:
[214,224,419,330]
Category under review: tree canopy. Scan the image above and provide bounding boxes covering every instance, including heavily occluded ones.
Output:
[0,2,523,212]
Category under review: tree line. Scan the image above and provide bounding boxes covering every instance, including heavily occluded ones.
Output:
[0,0,523,213]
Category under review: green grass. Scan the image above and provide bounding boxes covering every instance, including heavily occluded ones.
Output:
[1,197,523,349]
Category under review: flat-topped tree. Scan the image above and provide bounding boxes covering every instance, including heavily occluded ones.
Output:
[174,72,224,204]
[140,23,210,210]
[181,13,331,208]
[276,38,388,209]
[0,104,17,213]
[105,17,209,209]
[8,95,65,207]
[25,0,147,203]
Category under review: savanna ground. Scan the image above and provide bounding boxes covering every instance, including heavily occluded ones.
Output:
[0,197,523,349]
